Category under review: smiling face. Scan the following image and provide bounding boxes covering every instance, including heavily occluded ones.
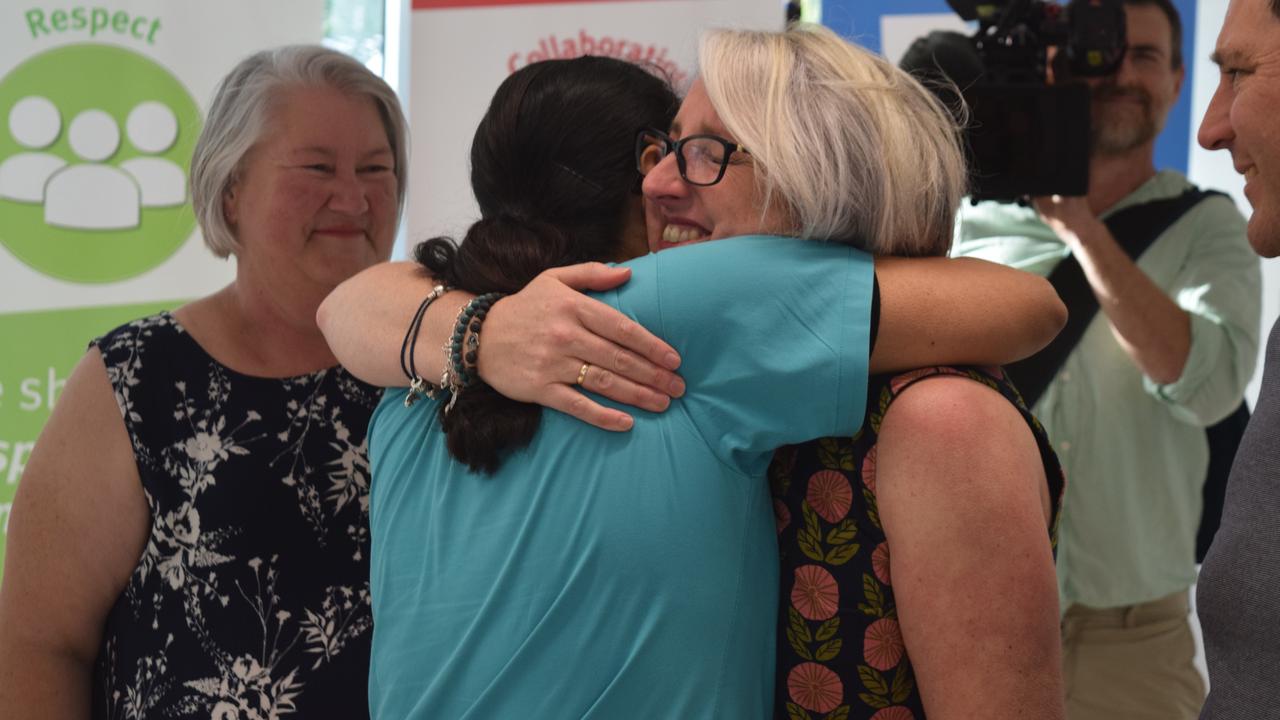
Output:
[1088,2,1185,156]
[225,85,399,292]
[1200,0,1280,256]
[640,79,792,252]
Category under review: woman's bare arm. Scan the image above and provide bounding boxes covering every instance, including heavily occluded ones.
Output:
[318,261,686,431]
[872,256,1066,373]
[875,376,1063,719]
[319,254,1063,431]
[0,350,150,719]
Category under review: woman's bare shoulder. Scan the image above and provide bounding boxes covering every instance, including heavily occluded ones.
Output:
[880,374,1025,444]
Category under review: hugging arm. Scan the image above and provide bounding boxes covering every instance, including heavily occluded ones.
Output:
[871,256,1067,373]
[875,376,1064,719]
[317,260,686,431]
[318,253,1064,430]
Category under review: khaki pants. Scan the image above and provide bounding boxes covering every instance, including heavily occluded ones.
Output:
[1061,590,1206,720]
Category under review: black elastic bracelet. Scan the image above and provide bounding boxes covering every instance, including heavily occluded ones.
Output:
[400,284,450,407]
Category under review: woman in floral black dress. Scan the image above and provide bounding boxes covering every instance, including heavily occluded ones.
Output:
[672,29,1068,720]
[0,46,408,719]
[771,365,1065,720]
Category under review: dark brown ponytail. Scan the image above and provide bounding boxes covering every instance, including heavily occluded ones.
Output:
[417,57,678,473]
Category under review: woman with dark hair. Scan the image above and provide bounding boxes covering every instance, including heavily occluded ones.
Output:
[405,56,677,471]
[320,54,1063,719]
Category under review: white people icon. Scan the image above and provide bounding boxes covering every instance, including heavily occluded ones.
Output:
[45,109,141,230]
[1,97,186,231]
[0,96,67,203]
[120,101,186,208]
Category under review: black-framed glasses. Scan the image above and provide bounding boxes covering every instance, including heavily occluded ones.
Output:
[635,128,750,187]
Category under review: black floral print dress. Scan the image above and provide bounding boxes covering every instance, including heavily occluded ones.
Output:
[90,313,378,720]
[771,366,1065,720]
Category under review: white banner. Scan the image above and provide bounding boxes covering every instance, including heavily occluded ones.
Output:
[407,0,784,247]
[0,2,325,314]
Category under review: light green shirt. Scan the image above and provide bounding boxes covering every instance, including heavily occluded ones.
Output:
[955,171,1262,609]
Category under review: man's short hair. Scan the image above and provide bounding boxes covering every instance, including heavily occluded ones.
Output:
[1272,0,1280,20]
[1126,0,1184,69]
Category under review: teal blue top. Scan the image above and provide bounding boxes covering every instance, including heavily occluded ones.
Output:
[367,236,874,719]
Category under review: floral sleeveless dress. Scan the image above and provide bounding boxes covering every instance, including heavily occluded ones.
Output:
[770,366,1065,720]
[89,313,379,719]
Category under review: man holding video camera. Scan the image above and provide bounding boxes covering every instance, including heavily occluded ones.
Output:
[954,1,1261,718]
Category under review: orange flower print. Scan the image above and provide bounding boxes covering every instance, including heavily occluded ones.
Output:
[788,662,844,713]
[864,617,905,670]
[807,470,853,523]
[872,542,892,586]
[792,565,840,621]
[774,498,791,535]
[862,444,878,495]
[871,707,916,720]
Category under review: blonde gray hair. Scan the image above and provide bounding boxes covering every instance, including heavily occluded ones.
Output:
[699,24,966,256]
[190,45,408,258]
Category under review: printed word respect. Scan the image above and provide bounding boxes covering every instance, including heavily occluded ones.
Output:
[25,6,161,44]
[508,30,689,88]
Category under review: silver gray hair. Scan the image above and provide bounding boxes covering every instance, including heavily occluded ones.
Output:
[699,24,967,257]
[190,45,408,257]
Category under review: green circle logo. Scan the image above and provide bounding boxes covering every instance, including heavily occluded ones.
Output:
[0,44,202,283]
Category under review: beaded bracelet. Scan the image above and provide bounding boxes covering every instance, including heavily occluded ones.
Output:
[399,283,450,408]
[441,292,505,414]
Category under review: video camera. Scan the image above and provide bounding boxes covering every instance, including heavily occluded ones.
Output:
[902,0,1127,200]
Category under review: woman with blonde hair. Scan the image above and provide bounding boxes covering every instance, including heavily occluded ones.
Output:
[637,25,1064,719]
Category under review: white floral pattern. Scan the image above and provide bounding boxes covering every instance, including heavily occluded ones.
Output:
[91,313,378,720]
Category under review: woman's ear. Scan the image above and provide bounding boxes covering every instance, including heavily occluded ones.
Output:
[222,182,239,227]
[616,193,650,261]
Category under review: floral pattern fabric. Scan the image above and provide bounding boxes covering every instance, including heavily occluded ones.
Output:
[771,366,1065,720]
[89,313,379,720]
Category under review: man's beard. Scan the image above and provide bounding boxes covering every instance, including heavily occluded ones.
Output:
[1090,83,1158,156]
